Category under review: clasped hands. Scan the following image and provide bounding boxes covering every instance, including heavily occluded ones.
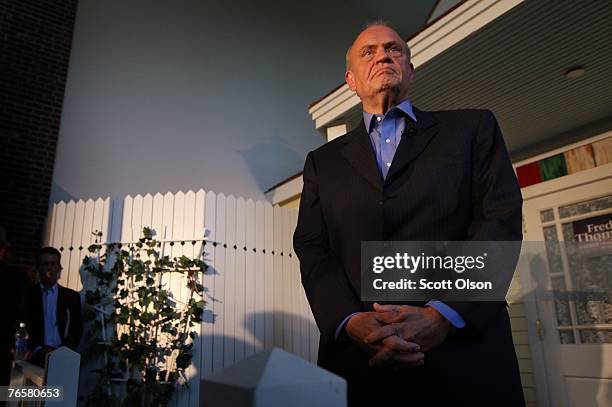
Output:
[345,303,452,369]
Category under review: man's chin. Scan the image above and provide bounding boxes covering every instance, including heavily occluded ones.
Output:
[375,83,401,93]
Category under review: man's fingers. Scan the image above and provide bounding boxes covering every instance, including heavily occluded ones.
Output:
[364,324,397,344]
[382,335,420,353]
[369,346,425,367]
[377,311,404,324]
[368,346,396,366]
[373,303,400,312]
[392,351,425,365]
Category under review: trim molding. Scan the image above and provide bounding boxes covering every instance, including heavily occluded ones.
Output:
[308,0,526,129]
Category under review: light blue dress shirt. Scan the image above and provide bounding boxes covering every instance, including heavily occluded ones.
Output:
[363,99,416,180]
[334,99,466,339]
[41,283,62,347]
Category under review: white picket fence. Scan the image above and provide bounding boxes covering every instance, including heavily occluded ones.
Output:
[43,190,319,407]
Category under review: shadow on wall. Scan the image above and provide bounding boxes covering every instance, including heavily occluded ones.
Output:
[50,181,78,206]
[239,136,304,192]
[516,247,607,407]
[243,310,319,356]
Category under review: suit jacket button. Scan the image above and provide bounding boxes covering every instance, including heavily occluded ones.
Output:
[379,200,383,205]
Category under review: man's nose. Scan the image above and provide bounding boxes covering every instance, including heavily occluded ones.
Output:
[374,48,393,63]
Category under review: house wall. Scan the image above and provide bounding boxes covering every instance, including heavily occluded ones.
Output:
[50,0,370,205]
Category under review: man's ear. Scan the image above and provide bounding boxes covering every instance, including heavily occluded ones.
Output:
[345,70,356,91]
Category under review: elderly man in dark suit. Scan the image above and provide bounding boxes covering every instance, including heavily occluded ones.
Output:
[23,247,83,365]
[293,22,524,406]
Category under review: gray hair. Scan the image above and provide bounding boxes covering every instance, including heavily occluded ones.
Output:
[345,20,411,70]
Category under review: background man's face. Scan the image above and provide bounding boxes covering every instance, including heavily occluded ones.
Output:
[0,241,10,262]
[37,253,61,287]
[345,25,413,102]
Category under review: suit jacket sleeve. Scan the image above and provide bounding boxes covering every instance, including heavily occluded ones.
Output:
[293,151,364,343]
[449,110,523,334]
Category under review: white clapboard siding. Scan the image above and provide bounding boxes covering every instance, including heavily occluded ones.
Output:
[213,193,227,372]
[151,193,164,242]
[245,199,256,357]
[273,205,284,349]
[161,192,174,315]
[132,194,144,242]
[174,190,190,407]
[254,201,266,353]
[85,198,109,293]
[121,195,133,243]
[141,194,153,233]
[69,200,85,292]
[201,191,216,378]
[264,203,274,351]
[60,201,75,289]
[45,199,112,296]
[109,198,123,243]
[44,190,320,407]
[282,208,294,354]
[235,197,246,362]
[223,195,236,368]
[188,189,205,407]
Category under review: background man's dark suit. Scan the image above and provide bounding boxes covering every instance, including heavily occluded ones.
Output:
[294,107,524,406]
[0,261,28,386]
[24,284,83,351]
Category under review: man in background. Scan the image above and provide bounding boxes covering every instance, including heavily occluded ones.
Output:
[23,247,82,366]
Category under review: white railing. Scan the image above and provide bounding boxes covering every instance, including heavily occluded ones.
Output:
[10,346,80,407]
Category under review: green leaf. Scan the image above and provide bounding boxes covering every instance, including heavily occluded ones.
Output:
[142,227,153,239]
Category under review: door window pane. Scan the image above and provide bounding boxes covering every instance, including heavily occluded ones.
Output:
[551,277,572,326]
[579,330,612,344]
[559,330,575,344]
[540,209,555,223]
[558,194,612,218]
[562,218,612,326]
[544,203,612,344]
[544,226,563,273]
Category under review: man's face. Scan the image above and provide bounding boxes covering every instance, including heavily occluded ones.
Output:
[25,266,38,284]
[345,25,413,102]
[37,253,61,287]
[0,242,10,262]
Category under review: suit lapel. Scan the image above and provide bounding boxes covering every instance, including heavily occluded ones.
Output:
[340,120,383,191]
[385,107,439,182]
[33,285,44,330]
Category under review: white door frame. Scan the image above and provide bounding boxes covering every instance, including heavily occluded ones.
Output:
[521,162,612,407]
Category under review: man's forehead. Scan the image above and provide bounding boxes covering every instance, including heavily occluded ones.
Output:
[353,25,403,47]
[39,253,60,263]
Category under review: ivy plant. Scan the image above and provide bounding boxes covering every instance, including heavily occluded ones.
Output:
[82,227,207,406]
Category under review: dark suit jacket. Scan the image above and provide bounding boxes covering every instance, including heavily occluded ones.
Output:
[293,108,525,406]
[24,284,83,352]
[0,262,29,349]
[0,262,29,385]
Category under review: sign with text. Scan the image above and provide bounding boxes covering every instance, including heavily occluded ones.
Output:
[361,241,522,302]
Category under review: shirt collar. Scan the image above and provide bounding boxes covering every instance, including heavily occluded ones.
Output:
[363,99,417,133]
[40,282,58,293]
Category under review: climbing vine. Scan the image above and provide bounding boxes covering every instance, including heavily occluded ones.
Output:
[82,227,207,406]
